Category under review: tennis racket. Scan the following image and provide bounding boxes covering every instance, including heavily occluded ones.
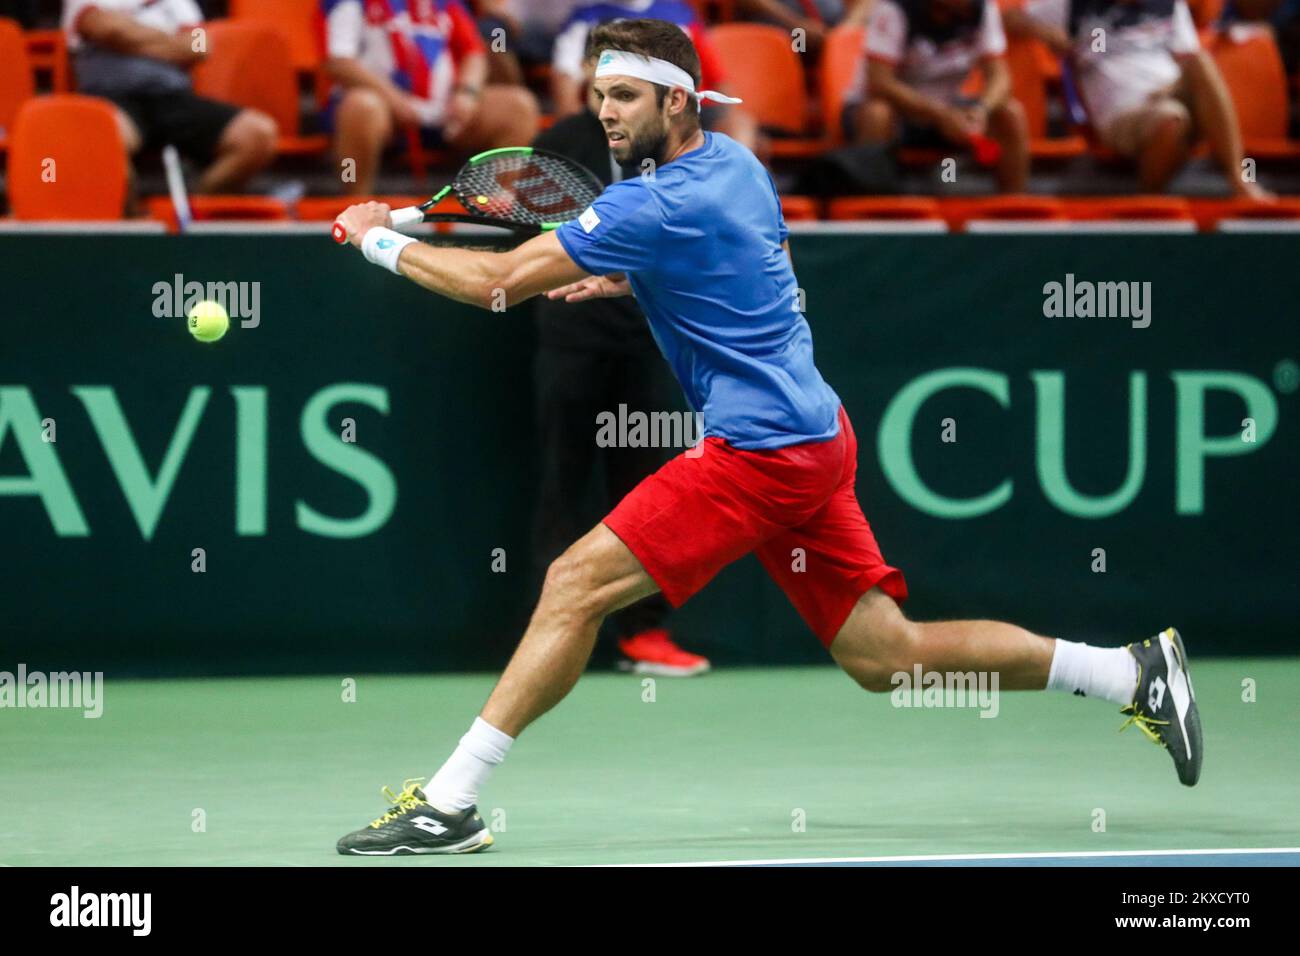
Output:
[332,147,604,244]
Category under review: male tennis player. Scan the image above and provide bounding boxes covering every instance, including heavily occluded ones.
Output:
[332,17,1201,856]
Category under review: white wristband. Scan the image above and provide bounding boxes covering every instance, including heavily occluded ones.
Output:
[361,227,417,275]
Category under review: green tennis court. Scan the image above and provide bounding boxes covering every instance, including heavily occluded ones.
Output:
[3,659,1295,866]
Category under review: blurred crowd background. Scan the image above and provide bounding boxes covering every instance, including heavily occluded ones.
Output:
[3,0,1300,227]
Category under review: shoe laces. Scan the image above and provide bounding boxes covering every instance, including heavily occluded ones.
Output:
[368,778,427,829]
[1118,704,1169,745]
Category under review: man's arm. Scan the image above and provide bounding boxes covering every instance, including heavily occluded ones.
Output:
[336,202,591,308]
[76,7,202,65]
[867,59,947,126]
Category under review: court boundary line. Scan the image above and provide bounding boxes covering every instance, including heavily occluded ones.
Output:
[610,847,1300,867]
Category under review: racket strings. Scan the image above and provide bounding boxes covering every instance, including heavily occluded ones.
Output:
[453,154,602,226]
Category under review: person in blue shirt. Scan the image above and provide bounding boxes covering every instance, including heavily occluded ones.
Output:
[333,16,1202,856]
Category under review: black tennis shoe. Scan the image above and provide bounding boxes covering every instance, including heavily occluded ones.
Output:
[336,780,493,856]
[1120,628,1203,787]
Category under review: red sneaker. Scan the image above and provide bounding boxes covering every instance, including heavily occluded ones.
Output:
[616,629,711,677]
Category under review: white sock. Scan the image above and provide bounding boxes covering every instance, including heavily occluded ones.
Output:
[1047,639,1139,706]
[423,717,514,812]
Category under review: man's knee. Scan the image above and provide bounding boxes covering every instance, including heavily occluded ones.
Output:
[829,591,921,693]
[540,548,609,625]
[222,109,278,161]
[337,87,391,132]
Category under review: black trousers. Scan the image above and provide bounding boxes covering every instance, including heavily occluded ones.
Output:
[532,344,678,639]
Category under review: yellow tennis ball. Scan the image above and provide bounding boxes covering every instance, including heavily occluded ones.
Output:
[187,300,229,343]
[476,195,489,205]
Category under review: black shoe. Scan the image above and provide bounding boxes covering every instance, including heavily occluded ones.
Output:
[1120,628,1203,787]
[336,780,494,856]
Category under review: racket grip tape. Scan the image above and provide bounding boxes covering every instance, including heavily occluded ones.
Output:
[389,206,425,230]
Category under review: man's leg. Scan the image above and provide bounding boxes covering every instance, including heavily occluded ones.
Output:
[825,586,1201,784]
[1179,50,1271,199]
[195,108,278,194]
[988,99,1030,193]
[1110,102,1192,193]
[446,84,540,153]
[419,523,658,813]
[828,587,1140,705]
[828,588,1056,691]
[849,97,898,145]
[334,88,393,197]
[484,523,658,736]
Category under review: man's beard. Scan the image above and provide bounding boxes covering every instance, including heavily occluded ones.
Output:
[619,123,670,170]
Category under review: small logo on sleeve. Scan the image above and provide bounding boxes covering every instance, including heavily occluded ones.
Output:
[579,207,601,233]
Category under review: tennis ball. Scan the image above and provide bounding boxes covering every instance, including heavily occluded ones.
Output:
[187,300,229,343]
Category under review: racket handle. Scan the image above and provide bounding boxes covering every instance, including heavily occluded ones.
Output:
[389,206,425,230]
[333,205,425,244]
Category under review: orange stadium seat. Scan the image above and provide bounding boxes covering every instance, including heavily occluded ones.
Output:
[828,196,945,221]
[1063,196,1195,222]
[191,20,329,157]
[942,195,1067,229]
[1189,196,1300,230]
[145,195,290,231]
[1209,28,1300,161]
[1005,37,1087,160]
[0,19,35,153]
[229,0,323,73]
[24,29,71,93]
[820,23,865,147]
[780,195,821,220]
[8,95,127,219]
[709,23,827,158]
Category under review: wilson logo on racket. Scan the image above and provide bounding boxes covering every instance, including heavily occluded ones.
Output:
[494,167,585,216]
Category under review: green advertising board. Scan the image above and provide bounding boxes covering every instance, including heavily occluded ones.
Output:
[0,234,1295,674]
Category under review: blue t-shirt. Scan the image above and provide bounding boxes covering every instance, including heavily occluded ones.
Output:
[556,132,841,450]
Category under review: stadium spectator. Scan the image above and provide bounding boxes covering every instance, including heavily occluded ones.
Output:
[844,0,1030,192]
[1004,0,1271,197]
[527,43,710,678]
[551,0,760,152]
[322,0,539,196]
[61,0,277,193]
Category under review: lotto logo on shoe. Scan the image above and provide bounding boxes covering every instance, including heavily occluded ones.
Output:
[1149,675,1167,711]
[411,816,448,836]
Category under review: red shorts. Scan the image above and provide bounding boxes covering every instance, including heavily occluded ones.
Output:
[603,405,907,647]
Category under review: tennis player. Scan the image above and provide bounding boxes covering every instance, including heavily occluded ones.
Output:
[332,17,1201,856]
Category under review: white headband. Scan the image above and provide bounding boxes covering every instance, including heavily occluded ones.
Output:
[594,49,743,106]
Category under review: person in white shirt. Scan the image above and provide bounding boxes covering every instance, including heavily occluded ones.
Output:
[844,0,1030,191]
[322,0,539,197]
[1004,0,1270,196]
[63,0,277,194]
